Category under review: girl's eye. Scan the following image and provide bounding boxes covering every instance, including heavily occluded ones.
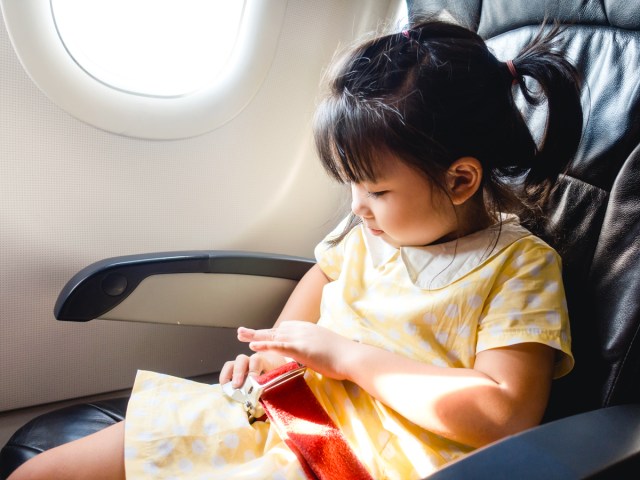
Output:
[366,190,387,198]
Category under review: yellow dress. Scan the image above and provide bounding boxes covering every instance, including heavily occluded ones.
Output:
[124,215,573,479]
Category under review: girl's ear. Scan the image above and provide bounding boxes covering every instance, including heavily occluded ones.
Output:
[446,157,483,205]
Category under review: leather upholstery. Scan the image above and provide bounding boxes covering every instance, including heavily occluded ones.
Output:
[410,0,640,420]
[410,0,640,35]
[0,399,128,479]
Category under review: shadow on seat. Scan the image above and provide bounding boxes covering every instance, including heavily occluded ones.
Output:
[3,0,640,478]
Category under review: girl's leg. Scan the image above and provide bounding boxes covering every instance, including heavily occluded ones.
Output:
[8,421,126,480]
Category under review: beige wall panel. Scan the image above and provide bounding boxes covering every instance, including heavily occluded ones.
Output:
[0,0,400,412]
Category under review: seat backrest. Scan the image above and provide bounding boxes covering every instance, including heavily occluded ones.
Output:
[410,0,640,420]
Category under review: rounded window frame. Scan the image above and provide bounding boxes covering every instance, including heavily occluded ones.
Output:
[0,0,288,139]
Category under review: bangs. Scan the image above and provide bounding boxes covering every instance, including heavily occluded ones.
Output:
[313,94,403,184]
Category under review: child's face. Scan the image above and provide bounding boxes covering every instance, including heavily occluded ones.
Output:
[350,157,458,248]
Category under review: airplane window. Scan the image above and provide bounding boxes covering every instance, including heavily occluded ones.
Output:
[0,0,286,139]
[50,0,244,98]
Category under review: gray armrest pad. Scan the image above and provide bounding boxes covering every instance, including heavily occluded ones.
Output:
[427,404,640,479]
[55,251,315,322]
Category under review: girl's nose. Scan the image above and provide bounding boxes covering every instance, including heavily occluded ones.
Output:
[350,184,371,217]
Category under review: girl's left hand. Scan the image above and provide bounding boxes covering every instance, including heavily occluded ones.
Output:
[237,321,355,380]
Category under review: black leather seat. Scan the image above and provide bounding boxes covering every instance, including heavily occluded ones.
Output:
[3,0,640,478]
[0,399,128,479]
[453,0,640,424]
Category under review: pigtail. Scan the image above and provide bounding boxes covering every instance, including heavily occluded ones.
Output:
[507,24,583,205]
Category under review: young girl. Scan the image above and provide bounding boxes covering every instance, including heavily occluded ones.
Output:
[10,18,581,480]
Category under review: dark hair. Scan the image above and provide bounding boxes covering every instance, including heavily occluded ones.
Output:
[313,19,583,243]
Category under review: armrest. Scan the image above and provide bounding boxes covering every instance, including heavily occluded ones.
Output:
[55,251,315,327]
[427,404,640,479]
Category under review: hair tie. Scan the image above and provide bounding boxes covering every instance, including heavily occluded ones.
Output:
[506,59,519,85]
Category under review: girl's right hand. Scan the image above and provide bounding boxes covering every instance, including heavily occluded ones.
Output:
[219,352,289,388]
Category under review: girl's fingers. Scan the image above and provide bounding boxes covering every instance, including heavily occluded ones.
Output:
[248,341,291,357]
[248,354,266,377]
[219,360,234,384]
[248,341,269,352]
[237,327,255,341]
[220,352,292,387]
[238,327,277,343]
[231,354,250,388]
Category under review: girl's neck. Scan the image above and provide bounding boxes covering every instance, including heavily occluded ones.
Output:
[449,199,495,243]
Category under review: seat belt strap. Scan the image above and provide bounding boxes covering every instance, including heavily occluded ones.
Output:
[224,362,374,480]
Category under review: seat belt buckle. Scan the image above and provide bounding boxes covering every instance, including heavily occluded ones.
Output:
[222,363,306,422]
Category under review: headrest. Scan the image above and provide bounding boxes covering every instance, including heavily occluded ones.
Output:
[409,0,640,37]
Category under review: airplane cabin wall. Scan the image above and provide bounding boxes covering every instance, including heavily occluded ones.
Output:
[0,0,403,426]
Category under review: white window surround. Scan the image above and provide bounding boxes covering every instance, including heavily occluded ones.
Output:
[0,0,288,140]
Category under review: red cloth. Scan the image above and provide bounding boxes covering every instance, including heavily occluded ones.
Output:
[258,363,373,480]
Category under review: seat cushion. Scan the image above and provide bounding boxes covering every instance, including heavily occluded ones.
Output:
[0,398,128,479]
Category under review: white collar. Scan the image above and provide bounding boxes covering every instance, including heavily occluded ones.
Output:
[361,214,530,290]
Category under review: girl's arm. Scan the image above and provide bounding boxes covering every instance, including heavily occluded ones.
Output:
[274,263,329,327]
[341,339,555,448]
[240,321,555,448]
[219,264,329,386]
